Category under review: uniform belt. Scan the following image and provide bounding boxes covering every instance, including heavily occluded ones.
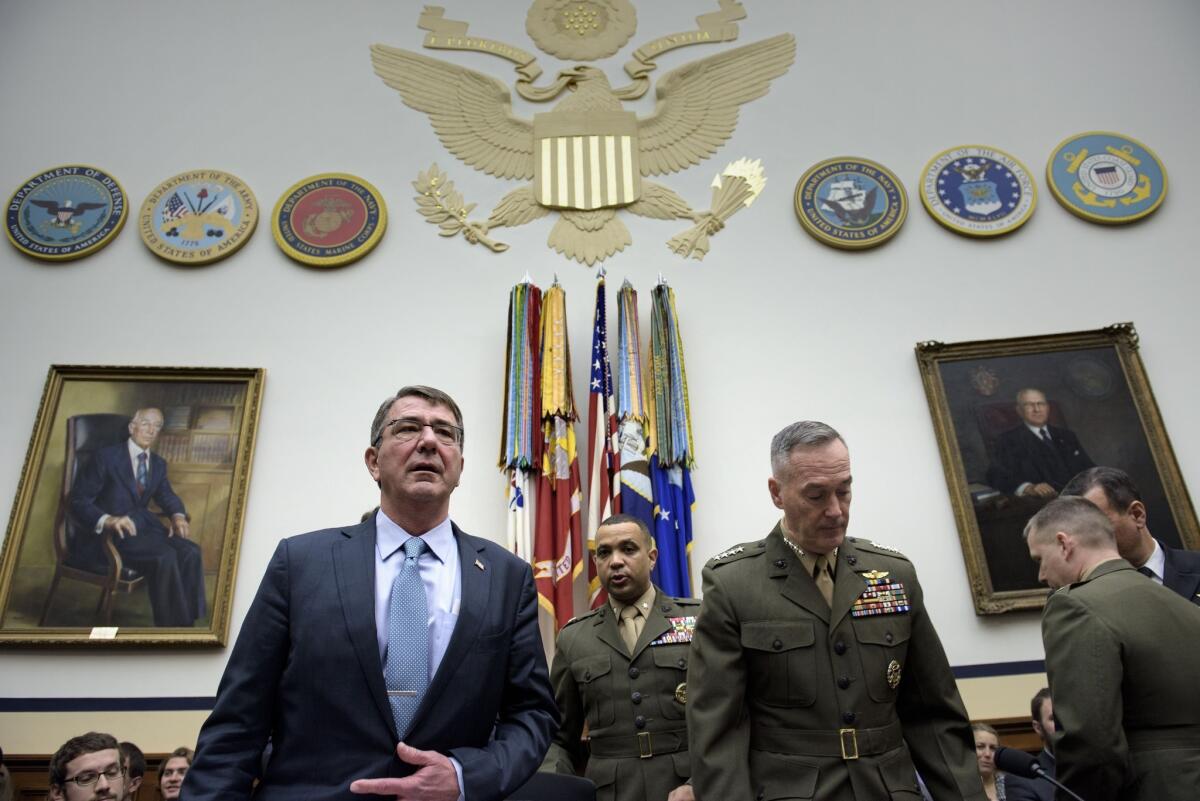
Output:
[1126,725,1200,750]
[588,729,688,759]
[751,720,904,760]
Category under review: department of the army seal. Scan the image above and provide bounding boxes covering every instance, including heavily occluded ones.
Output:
[886,659,902,689]
[139,170,258,265]
[1046,131,1167,225]
[920,145,1036,237]
[5,165,126,261]
[794,157,907,250]
[272,173,387,267]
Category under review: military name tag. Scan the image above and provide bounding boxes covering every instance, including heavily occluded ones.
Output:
[650,615,696,645]
[851,577,911,617]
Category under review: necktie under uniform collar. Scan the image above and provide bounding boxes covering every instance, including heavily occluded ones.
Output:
[781,524,836,607]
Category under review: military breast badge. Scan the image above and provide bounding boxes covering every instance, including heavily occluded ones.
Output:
[850,575,911,617]
[794,157,907,250]
[372,3,794,265]
[920,145,1036,237]
[650,615,697,646]
[138,170,258,265]
[271,173,387,268]
[5,165,126,261]
[1046,131,1166,225]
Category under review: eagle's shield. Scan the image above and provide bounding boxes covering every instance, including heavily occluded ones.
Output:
[534,111,641,210]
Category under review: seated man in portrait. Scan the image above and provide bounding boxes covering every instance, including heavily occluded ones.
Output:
[986,388,1093,498]
[69,407,206,627]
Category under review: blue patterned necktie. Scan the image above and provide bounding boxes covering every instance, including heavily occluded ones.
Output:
[385,536,429,738]
[136,452,148,495]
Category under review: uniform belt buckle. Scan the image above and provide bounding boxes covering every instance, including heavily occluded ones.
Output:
[638,732,653,759]
[839,728,859,760]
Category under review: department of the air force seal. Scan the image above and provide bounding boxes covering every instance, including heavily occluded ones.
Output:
[794,157,907,250]
[139,170,258,265]
[1046,132,1167,225]
[272,173,387,267]
[5,165,127,261]
[920,145,1036,237]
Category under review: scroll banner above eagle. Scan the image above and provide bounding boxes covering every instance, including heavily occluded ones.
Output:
[370,4,794,265]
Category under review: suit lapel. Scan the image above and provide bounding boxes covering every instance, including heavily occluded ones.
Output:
[1162,543,1200,602]
[415,525,489,725]
[113,443,140,500]
[331,518,396,738]
[594,606,630,661]
[769,528,830,625]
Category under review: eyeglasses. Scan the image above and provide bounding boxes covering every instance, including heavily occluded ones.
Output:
[64,764,124,788]
[374,417,463,447]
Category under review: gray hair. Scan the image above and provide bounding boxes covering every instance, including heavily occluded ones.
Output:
[1023,496,1115,548]
[369,385,464,447]
[770,421,844,475]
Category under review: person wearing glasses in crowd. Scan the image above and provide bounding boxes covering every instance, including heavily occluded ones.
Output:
[49,732,127,801]
[156,748,191,801]
[185,386,557,801]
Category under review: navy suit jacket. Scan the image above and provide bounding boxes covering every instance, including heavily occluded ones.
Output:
[986,424,1093,495]
[69,442,186,543]
[184,518,558,801]
[1003,749,1055,801]
[1162,539,1200,606]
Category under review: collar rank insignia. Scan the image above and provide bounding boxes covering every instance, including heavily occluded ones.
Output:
[851,577,911,618]
[650,615,696,646]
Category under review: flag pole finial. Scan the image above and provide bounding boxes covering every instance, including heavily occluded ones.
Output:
[657,272,668,287]
[520,271,532,284]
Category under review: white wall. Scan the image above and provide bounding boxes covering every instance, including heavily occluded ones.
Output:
[2,0,1198,710]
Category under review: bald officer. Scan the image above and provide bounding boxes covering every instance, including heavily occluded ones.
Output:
[688,421,985,801]
[543,513,697,801]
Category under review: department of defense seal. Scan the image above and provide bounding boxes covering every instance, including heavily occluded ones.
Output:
[5,165,127,261]
[139,170,258,265]
[1046,131,1167,225]
[272,173,387,267]
[794,157,907,250]
[920,145,1036,237]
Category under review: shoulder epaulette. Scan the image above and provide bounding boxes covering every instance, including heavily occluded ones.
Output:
[708,540,767,568]
[561,606,604,628]
[666,595,702,607]
[849,537,912,562]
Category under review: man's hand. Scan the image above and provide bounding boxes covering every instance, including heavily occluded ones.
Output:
[349,742,460,801]
[668,783,695,801]
[170,514,190,538]
[1023,482,1057,498]
[103,515,137,539]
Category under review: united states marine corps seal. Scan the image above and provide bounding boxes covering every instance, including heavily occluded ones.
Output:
[920,145,1036,237]
[1046,131,1167,225]
[272,173,387,267]
[139,170,258,265]
[5,164,126,261]
[794,157,907,250]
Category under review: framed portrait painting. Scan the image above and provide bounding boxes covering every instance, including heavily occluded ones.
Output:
[0,365,264,645]
[915,323,1198,614]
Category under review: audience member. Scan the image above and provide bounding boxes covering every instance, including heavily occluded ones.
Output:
[157,748,191,801]
[117,742,144,801]
[1061,466,1200,604]
[49,732,126,801]
[1004,688,1054,801]
[972,723,1005,801]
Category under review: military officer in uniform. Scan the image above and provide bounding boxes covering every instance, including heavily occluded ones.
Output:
[688,421,986,801]
[542,513,697,801]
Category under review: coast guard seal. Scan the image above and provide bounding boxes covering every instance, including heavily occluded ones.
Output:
[1046,131,1167,225]
[794,157,907,250]
[139,170,258,265]
[5,164,126,261]
[272,173,388,267]
[920,145,1036,237]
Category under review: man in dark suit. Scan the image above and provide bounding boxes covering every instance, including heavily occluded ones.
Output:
[69,407,205,627]
[183,385,557,801]
[1003,687,1055,801]
[1061,466,1200,605]
[542,513,697,801]
[986,388,1093,497]
[1025,497,1200,801]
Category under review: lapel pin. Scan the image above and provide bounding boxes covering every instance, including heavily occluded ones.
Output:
[474,558,485,571]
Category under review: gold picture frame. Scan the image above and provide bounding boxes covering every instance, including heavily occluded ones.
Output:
[0,365,264,645]
[915,323,1198,614]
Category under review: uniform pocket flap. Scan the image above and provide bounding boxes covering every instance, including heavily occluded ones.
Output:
[740,621,815,653]
[586,756,617,787]
[571,654,611,683]
[652,647,688,670]
[671,751,691,780]
[752,751,818,799]
[852,622,911,646]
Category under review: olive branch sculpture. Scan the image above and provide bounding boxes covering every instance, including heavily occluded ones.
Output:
[412,164,508,252]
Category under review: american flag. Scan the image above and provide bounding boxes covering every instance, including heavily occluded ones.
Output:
[161,192,188,221]
[585,275,620,608]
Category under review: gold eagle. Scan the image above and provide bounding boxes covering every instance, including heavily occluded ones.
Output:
[371,33,795,264]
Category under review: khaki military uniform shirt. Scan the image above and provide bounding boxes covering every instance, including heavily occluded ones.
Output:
[543,587,700,801]
[688,526,986,801]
